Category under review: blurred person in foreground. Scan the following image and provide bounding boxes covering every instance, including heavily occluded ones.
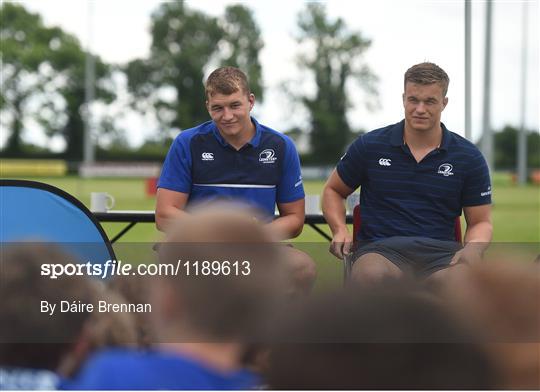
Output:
[58,288,138,380]
[155,66,316,294]
[265,282,498,389]
[108,273,154,347]
[66,206,288,390]
[439,259,540,390]
[0,244,136,389]
[322,62,492,283]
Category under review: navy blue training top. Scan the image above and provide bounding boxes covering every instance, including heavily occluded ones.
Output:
[337,120,491,242]
[158,117,304,218]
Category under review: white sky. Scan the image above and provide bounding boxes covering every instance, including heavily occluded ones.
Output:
[8,0,540,149]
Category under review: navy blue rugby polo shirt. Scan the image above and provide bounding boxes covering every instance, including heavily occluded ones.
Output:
[337,120,491,242]
[158,117,304,218]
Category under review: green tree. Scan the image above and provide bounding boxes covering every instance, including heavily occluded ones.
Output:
[494,126,540,170]
[0,2,115,159]
[219,5,264,100]
[50,47,114,160]
[296,3,377,163]
[0,3,57,154]
[126,0,264,136]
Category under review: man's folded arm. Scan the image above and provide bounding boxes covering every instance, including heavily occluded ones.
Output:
[450,204,492,265]
[322,170,355,259]
[155,188,189,232]
[271,198,305,240]
[463,204,492,244]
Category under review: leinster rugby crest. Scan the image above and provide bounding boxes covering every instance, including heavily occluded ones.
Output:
[437,163,454,176]
[259,149,277,164]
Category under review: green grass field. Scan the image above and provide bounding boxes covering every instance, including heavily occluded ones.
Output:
[18,173,538,241]
[13,174,539,289]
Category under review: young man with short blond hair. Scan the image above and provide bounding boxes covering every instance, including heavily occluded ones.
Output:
[156,66,316,292]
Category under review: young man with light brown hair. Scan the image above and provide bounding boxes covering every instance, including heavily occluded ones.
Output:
[323,62,492,284]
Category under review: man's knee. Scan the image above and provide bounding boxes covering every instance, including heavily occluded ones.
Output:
[285,247,317,294]
[427,263,470,288]
[351,252,402,284]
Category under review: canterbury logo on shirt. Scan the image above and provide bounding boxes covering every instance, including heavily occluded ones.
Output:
[201,152,214,161]
[378,158,391,166]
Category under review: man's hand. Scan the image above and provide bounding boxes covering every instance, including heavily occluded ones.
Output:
[329,229,353,260]
[451,204,492,265]
[450,243,484,266]
[322,170,356,260]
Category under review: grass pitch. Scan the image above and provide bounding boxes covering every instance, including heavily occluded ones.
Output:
[13,174,539,289]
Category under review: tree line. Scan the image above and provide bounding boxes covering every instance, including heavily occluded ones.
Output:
[1,1,537,168]
[1,1,378,164]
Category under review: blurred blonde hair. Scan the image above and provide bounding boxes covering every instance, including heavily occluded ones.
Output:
[205,66,250,98]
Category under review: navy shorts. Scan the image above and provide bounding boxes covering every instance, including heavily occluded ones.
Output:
[351,236,463,277]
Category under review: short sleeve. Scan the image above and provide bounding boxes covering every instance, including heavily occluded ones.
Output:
[157,135,192,193]
[461,150,492,206]
[276,137,305,203]
[336,136,369,190]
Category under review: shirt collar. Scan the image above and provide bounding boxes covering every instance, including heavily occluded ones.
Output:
[439,122,451,151]
[211,117,262,148]
[248,117,262,147]
[390,119,451,151]
[390,120,406,147]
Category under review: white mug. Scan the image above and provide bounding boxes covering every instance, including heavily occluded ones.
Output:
[305,194,321,215]
[90,192,115,212]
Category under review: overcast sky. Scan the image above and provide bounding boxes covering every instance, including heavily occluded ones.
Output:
[12,0,540,149]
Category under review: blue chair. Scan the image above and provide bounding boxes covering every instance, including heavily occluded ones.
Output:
[0,179,115,266]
